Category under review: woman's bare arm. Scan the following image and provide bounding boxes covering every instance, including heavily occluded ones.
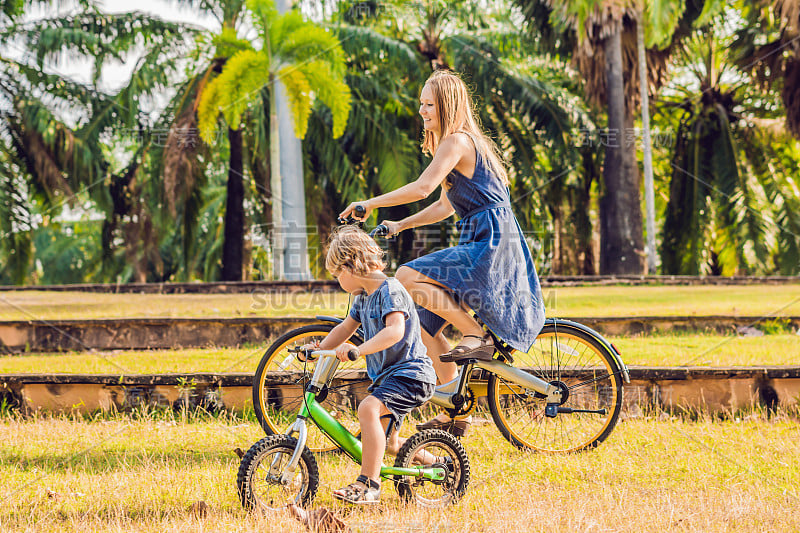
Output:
[389,189,455,234]
[339,135,467,220]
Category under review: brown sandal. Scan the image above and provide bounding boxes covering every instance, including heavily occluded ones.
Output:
[332,475,381,504]
[440,334,495,363]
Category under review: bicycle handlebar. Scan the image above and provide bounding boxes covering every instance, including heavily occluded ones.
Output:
[288,347,360,362]
[337,204,366,225]
[369,224,389,238]
[336,204,390,239]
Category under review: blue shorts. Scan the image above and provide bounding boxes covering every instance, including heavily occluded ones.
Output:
[370,374,435,432]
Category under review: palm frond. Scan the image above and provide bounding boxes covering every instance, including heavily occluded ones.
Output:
[295,60,351,138]
[281,23,345,74]
[16,11,196,78]
[0,153,33,284]
[449,34,577,150]
[332,23,421,70]
[278,65,312,138]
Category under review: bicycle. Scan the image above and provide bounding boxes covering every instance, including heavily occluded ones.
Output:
[238,348,470,510]
[252,207,630,454]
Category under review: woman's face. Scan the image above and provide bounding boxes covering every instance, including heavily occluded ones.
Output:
[419,84,439,134]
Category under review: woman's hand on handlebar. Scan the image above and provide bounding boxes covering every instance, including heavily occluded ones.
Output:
[379,220,402,237]
[339,201,372,222]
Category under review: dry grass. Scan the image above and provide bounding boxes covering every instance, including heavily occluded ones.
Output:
[1,412,798,532]
[1,333,797,375]
[1,284,799,321]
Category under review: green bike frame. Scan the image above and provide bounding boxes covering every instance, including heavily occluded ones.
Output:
[279,352,446,484]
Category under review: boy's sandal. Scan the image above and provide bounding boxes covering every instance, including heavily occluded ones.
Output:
[440,334,495,363]
[332,475,380,504]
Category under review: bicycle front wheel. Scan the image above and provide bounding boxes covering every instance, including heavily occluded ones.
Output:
[487,322,623,452]
[252,324,366,453]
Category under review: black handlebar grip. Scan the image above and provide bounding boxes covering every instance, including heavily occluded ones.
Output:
[354,205,366,218]
[347,349,359,361]
[369,224,389,238]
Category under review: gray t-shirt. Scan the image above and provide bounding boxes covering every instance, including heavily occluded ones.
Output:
[348,277,437,389]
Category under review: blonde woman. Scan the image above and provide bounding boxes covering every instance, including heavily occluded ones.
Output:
[339,70,545,435]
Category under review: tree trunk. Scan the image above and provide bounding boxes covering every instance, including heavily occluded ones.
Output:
[637,13,657,274]
[579,146,597,275]
[274,0,311,281]
[269,74,284,280]
[221,127,245,281]
[276,81,312,281]
[600,26,645,275]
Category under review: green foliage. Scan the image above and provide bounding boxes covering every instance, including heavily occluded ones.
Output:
[757,318,794,336]
[4,0,800,283]
[644,0,686,49]
[198,0,351,143]
[198,49,270,137]
[278,65,312,138]
[659,14,800,275]
[212,26,253,57]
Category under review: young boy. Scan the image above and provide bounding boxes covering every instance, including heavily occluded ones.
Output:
[306,225,437,504]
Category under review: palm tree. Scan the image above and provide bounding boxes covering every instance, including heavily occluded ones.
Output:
[197,0,351,279]
[515,0,698,274]
[659,14,800,275]
[731,0,800,138]
[1,4,192,283]
[157,0,254,281]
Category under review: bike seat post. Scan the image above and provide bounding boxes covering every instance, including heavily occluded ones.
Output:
[450,361,475,413]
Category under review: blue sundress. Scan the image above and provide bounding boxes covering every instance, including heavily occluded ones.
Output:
[402,136,546,353]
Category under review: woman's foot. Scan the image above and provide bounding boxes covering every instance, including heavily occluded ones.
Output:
[416,414,471,437]
[440,334,495,363]
[332,475,380,504]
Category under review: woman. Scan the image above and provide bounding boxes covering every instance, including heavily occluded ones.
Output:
[339,70,546,435]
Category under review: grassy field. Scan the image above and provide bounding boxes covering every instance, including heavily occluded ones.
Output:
[2,284,800,321]
[0,333,797,374]
[1,412,797,532]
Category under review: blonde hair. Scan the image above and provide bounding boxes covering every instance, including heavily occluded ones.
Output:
[421,70,509,186]
[325,226,386,276]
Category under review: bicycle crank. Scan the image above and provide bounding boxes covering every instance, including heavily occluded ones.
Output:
[544,404,608,418]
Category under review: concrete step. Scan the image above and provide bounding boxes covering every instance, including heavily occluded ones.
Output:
[1,316,797,353]
[2,366,798,416]
[2,276,799,294]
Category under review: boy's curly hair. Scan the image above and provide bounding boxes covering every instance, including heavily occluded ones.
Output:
[325,226,386,276]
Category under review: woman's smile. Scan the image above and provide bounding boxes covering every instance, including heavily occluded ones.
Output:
[419,84,439,132]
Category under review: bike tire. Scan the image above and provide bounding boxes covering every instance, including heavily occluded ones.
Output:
[237,434,319,511]
[393,429,470,507]
[252,324,365,453]
[487,322,623,452]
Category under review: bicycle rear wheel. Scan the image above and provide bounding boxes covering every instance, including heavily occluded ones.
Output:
[252,324,366,453]
[487,322,623,452]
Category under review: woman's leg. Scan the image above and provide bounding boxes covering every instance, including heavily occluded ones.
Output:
[396,266,485,350]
